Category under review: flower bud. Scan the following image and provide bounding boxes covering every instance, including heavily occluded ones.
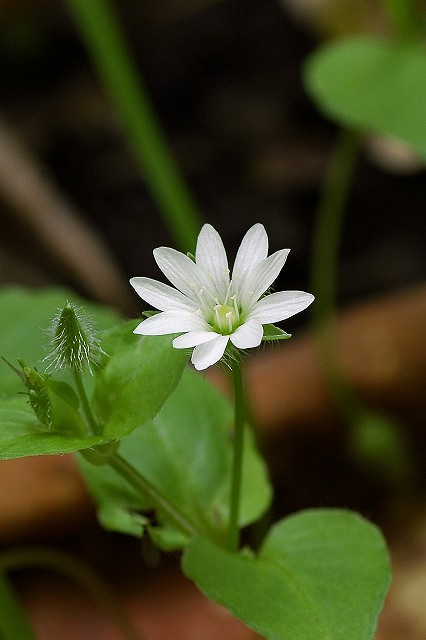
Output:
[46,302,104,374]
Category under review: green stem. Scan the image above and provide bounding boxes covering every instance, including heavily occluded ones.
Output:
[73,370,100,435]
[380,0,423,40]
[65,0,202,252]
[311,129,360,327]
[109,453,198,540]
[228,356,245,552]
[310,128,362,415]
[0,548,141,640]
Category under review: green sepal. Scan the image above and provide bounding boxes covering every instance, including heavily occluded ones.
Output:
[262,324,292,341]
[13,360,86,436]
[17,359,50,427]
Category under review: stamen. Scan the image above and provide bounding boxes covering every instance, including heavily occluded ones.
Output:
[231,294,240,320]
[224,280,234,305]
[214,304,221,329]
[225,311,233,333]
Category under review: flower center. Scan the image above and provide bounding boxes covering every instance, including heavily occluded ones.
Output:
[213,301,240,334]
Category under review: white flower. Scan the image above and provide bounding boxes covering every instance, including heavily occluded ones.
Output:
[130,223,314,371]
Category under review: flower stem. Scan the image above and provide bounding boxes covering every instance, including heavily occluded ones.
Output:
[73,370,101,435]
[311,128,360,327]
[108,453,198,540]
[228,356,245,552]
[65,0,202,252]
[310,128,362,412]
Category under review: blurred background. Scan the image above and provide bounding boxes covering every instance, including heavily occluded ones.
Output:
[0,0,424,311]
[0,1,426,638]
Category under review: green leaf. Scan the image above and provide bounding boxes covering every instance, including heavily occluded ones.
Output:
[0,286,120,399]
[92,321,189,438]
[262,324,292,342]
[304,36,426,162]
[0,396,103,459]
[183,509,391,640]
[79,367,272,549]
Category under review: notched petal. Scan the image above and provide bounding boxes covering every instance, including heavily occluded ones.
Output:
[130,276,196,312]
[249,291,314,324]
[172,330,218,348]
[153,247,206,301]
[233,223,269,285]
[195,224,229,299]
[133,310,207,335]
[191,335,229,370]
[230,319,263,349]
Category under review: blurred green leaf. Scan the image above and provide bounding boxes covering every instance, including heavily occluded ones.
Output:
[183,509,391,640]
[304,36,426,161]
[350,409,411,484]
[79,367,272,549]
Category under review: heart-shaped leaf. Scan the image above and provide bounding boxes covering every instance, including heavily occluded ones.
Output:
[183,509,391,640]
[304,36,426,162]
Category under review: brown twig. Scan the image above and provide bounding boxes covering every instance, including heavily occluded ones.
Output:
[0,114,134,313]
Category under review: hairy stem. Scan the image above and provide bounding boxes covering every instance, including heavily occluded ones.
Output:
[73,370,101,435]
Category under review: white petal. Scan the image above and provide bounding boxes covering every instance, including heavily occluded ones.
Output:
[239,249,290,309]
[173,330,218,348]
[153,247,207,302]
[191,335,229,370]
[248,291,314,324]
[230,319,263,349]
[133,310,207,335]
[232,224,269,288]
[195,224,230,299]
[130,277,197,311]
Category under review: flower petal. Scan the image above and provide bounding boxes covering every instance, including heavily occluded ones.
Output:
[239,249,290,309]
[191,335,229,370]
[133,310,208,335]
[130,277,197,312]
[195,224,230,299]
[230,319,263,349]
[153,247,207,302]
[248,290,314,324]
[173,330,218,348]
[232,224,269,290]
